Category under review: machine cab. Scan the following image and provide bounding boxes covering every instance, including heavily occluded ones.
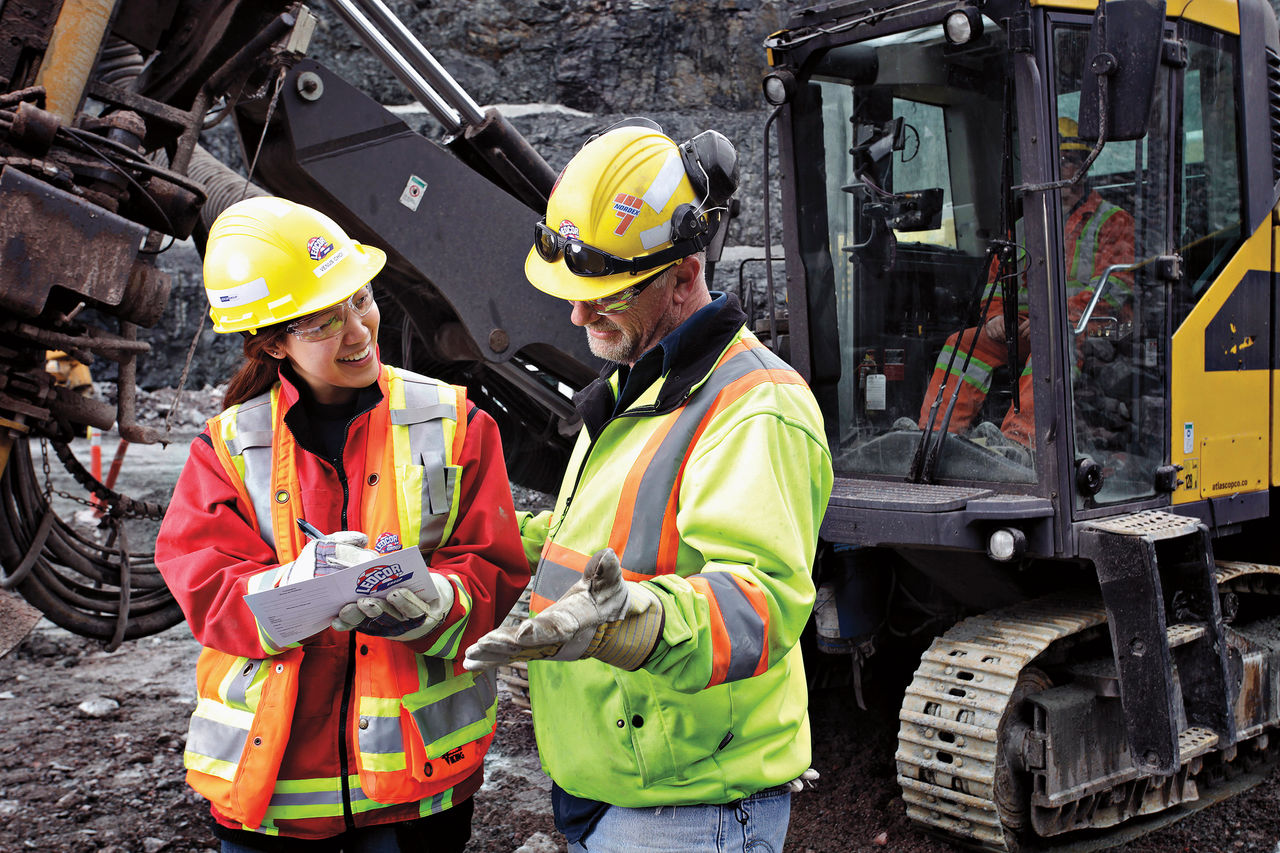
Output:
[766,0,1266,554]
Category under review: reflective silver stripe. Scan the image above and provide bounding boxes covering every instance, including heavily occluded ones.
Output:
[230,392,276,549]
[361,714,405,755]
[702,571,766,682]
[531,553,583,604]
[626,344,792,570]
[227,658,262,708]
[398,377,456,543]
[187,715,247,765]
[409,669,496,745]
[423,791,449,815]
[390,403,456,425]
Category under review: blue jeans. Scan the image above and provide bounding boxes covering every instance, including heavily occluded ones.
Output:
[567,785,791,853]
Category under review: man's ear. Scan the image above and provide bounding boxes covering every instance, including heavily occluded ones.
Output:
[669,256,703,304]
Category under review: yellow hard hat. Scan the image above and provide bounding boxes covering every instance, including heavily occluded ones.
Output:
[203,196,386,333]
[1058,116,1091,152]
[526,123,734,301]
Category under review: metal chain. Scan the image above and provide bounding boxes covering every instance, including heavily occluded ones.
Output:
[40,437,98,511]
[39,437,167,519]
[40,438,52,501]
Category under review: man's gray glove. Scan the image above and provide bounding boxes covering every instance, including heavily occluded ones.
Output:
[275,531,376,586]
[331,573,456,642]
[463,547,663,672]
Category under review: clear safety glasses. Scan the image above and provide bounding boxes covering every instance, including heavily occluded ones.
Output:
[286,284,376,341]
[578,268,667,315]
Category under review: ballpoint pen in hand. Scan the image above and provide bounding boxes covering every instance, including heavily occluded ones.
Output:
[296,518,325,541]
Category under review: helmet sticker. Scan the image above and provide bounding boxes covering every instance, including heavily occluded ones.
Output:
[641,153,686,216]
[312,246,349,277]
[210,276,269,307]
[558,220,580,240]
[307,237,334,261]
[612,193,643,236]
[640,221,674,251]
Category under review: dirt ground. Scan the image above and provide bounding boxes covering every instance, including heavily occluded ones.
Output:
[3,426,1280,852]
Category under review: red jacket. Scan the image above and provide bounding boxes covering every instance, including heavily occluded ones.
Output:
[156,366,528,839]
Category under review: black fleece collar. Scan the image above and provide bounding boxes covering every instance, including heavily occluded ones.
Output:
[574,292,749,439]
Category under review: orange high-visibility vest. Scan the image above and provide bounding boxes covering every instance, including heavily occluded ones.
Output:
[184,365,497,829]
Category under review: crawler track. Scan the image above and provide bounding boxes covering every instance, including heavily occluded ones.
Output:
[895,563,1280,852]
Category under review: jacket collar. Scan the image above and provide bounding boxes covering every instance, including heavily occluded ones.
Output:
[277,363,385,459]
[575,292,748,438]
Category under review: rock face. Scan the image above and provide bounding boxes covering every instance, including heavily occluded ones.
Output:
[144,0,791,390]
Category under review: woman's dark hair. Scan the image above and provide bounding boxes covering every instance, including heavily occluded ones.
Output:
[223,323,290,408]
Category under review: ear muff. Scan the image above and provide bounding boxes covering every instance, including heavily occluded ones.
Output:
[679,130,740,209]
[673,129,740,247]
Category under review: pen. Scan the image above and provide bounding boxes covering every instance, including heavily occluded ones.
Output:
[296,518,325,541]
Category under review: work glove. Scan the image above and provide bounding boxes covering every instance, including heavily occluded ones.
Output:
[788,768,820,792]
[463,547,663,672]
[275,531,376,586]
[331,572,456,642]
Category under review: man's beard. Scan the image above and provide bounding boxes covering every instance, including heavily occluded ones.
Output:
[584,319,640,363]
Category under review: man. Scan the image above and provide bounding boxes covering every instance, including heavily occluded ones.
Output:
[464,122,833,852]
[916,116,1135,447]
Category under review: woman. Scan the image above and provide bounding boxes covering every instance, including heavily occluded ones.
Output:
[156,196,528,852]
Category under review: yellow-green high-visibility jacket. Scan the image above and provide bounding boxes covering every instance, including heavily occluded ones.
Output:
[521,298,833,807]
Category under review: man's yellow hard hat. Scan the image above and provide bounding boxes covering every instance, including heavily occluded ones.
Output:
[203,197,386,333]
[525,125,703,301]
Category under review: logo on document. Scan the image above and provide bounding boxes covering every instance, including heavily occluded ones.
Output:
[355,562,413,595]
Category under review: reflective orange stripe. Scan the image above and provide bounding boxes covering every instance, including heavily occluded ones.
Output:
[688,575,732,685]
[611,414,678,562]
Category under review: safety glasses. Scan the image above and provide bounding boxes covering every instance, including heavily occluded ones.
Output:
[578,268,667,315]
[286,284,376,341]
[533,219,692,278]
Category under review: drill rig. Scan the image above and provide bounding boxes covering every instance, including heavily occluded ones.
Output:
[0,0,596,648]
[762,0,1280,847]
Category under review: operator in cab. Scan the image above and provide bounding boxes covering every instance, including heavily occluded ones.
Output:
[913,116,1135,451]
[156,197,528,852]
[463,121,834,853]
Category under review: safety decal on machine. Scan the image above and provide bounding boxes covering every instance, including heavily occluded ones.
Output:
[400,175,427,211]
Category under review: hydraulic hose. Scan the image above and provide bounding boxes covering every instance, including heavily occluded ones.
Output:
[0,438,184,648]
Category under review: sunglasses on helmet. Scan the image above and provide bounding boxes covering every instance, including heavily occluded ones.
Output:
[533,218,704,278]
[286,284,376,341]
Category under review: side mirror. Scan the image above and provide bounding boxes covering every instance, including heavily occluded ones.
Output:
[1078,0,1166,141]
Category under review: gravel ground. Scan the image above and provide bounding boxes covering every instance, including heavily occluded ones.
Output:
[3,423,1280,852]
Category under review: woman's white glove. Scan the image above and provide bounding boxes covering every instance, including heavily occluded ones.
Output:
[276,531,376,586]
[331,573,456,642]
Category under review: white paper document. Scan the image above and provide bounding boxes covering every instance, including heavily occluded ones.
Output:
[244,546,438,646]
